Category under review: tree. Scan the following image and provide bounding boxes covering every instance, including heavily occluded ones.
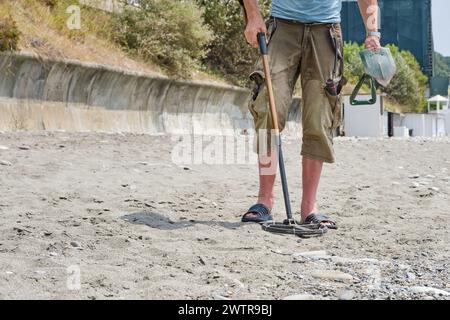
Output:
[434,52,450,78]
[114,0,213,78]
[196,0,271,85]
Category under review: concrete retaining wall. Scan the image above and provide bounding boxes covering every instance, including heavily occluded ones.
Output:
[0,52,256,134]
[0,52,302,135]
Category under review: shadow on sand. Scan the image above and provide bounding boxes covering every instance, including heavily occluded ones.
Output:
[122,211,245,230]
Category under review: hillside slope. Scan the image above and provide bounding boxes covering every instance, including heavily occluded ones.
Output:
[0,0,224,84]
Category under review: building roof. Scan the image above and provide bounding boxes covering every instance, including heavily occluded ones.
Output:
[428,95,449,102]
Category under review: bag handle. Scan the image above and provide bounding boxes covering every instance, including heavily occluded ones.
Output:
[350,74,378,106]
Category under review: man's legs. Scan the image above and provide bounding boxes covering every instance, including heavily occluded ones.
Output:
[298,23,344,225]
[257,151,277,210]
[301,156,323,221]
[243,19,302,219]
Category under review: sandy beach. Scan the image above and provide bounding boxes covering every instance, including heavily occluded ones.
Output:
[0,131,449,299]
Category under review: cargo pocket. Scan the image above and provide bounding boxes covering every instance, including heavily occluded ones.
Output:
[324,89,343,130]
[248,71,265,118]
[326,24,345,130]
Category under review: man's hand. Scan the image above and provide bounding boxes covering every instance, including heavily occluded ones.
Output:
[243,0,266,48]
[364,35,381,50]
[245,16,267,48]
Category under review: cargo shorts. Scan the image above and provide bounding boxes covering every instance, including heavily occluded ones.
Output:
[248,17,345,163]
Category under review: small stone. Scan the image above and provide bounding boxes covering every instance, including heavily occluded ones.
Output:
[49,252,58,256]
[406,272,416,280]
[429,187,440,192]
[198,256,206,265]
[19,146,30,150]
[0,145,9,150]
[43,231,52,236]
[409,286,450,296]
[283,293,319,300]
[70,241,81,248]
[311,270,353,282]
[293,250,329,260]
[409,174,420,179]
[183,167,190,171]
[338,289,354,300]
[425,174,436,179]
[0,160,12,166]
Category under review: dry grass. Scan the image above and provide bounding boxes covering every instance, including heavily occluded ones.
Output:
[0,0,225,84]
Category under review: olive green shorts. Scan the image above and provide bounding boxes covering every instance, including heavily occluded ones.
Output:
[249,17,345,163]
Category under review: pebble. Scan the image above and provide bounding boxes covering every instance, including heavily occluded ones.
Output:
[338,289,355,300]
[292,250,329,260]
[409,174,420,179]
[283,293,320,300]
[310,270,353,282]
[70,241,81,248]
[0,160,12,166]
[19,146,30,150]
[408,286,450,296]
[429,187,440,192]
[0,145,9,150]
[406,272,416,280]
[49,252,58,256]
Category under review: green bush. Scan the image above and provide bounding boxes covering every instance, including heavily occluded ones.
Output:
[343,42,365,85]
[114,0,213,78]
[0,16,20,52]
[196,0,271,86]
[434,52,450,78]
[382,45,428,112]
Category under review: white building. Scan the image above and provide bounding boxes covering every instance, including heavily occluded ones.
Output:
[342,94,450,138]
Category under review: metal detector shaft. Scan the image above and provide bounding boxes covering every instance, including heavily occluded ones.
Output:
[257,32,293,220]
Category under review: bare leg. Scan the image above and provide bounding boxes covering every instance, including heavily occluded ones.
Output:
[300,156,323,222]
[243,151,277,218]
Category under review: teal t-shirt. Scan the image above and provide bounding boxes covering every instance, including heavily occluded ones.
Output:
[271,0,342,23]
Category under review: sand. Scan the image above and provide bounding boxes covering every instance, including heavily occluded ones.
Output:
[0,131,449,299]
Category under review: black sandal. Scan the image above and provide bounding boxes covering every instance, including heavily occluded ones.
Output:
[241,204,273,223]
[303,213,338,229]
